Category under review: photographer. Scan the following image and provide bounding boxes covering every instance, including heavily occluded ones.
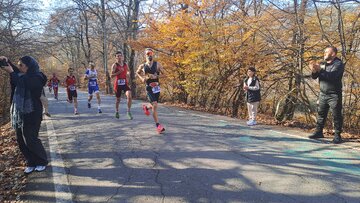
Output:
[309,46,344,144]
[0,56,48,173]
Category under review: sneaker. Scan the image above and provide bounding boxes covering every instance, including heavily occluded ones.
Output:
[35,165,46,172]
[308,131,324,139]
[24,167,35,174]
[127,112,133,120]
[142,105,150,116]
[247,120,257,126]
[88,103,91,108]
[44,112,51,117]
[98,109,102,114]
[333,134,343,144]
[157,124,165,134]
[74,111,79,115]
[115,112,119,119]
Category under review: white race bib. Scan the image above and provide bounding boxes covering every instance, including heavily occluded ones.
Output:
[117,79,126,86]
[69,85,76,91]
[152,85,160,93]
[89,81,97,86]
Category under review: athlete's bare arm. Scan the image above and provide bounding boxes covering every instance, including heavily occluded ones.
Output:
[62,77,67,87]
[156,62,165,79]
[136,64,146,83]
[111,63,120,77]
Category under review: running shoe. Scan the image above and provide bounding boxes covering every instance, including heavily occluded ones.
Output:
[247,120,257,126]
[88,102,91,108]
[127,112,133,120]
[157,124,165,134]
[98,109,102,114]
[74,111,79,115]
[115,112,120,119]
[44,112,51,117]
[34,165,46,172]
[24,167,35,174]
[142,105,150,116]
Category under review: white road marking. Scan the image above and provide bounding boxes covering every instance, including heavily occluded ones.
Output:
[45,119,74,203]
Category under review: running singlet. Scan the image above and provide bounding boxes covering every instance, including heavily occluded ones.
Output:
[51,77,59,87]
[114,63,128,86]
[144,62,160,94]
[66,75,76,91]
[85,69,98,87]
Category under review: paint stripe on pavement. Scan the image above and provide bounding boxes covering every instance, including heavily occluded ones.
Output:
[45,119,74,203]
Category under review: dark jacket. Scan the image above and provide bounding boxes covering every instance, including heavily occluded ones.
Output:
[244,76,261,103]
[10,71,47,121]
[312,57,344,94]
[9,61,20,103]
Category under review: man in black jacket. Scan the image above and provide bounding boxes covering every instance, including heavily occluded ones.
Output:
[309,46,344,144]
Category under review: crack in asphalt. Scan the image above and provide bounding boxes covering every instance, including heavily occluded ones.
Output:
[152,151,165,203]
[105,151,133,203]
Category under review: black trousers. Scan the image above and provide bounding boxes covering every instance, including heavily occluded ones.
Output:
[316,93,343,134]
[16,114,48,167]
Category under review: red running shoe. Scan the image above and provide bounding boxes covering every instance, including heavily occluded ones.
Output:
[143,105,150,116]
[157,124,165,134]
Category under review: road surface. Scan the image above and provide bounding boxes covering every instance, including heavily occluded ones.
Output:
[23,88,360,203]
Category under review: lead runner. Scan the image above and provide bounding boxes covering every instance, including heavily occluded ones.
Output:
[136,48,165,134]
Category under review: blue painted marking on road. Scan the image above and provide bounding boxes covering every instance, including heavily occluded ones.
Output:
[283,146,360,176]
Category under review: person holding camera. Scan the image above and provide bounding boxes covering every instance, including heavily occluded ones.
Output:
[0,56,49,173]
[309,46,344,144]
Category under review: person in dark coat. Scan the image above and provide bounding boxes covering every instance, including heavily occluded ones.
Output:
[309,46,344,144]
[243,67,261,126]
[0,55,49,173]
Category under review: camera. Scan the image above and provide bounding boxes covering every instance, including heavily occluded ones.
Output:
[0,59,9,68]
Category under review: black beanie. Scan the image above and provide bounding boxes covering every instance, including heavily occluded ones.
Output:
[20,56,40,73]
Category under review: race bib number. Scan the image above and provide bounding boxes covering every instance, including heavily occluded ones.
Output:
[69,85,76,91]
[117,79,126,86]
[89,81,97,86]
[152,85,160,94]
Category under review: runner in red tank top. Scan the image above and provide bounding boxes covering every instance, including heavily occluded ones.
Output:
[111,50,132,119]
[64,68,79,115]
[50,73,60,100]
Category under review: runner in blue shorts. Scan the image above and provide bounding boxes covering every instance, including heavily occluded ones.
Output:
[84,61,102,113]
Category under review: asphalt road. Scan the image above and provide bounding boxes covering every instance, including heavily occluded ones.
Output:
[23,88,360,203]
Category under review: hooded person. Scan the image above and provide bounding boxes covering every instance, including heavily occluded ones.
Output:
[1,55,49,174]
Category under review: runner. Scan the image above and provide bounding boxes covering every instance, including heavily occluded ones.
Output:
[111,51,133,119]
[136,48,165,134]
[84,61,102,113]
[47,79,52,93]
[50,73,60,100]
[64,67,79,115]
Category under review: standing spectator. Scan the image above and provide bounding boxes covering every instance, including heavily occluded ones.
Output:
[309,46,345,144]
[40,87,51,117]
[243,67,261,126]
[0,55,49,173]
